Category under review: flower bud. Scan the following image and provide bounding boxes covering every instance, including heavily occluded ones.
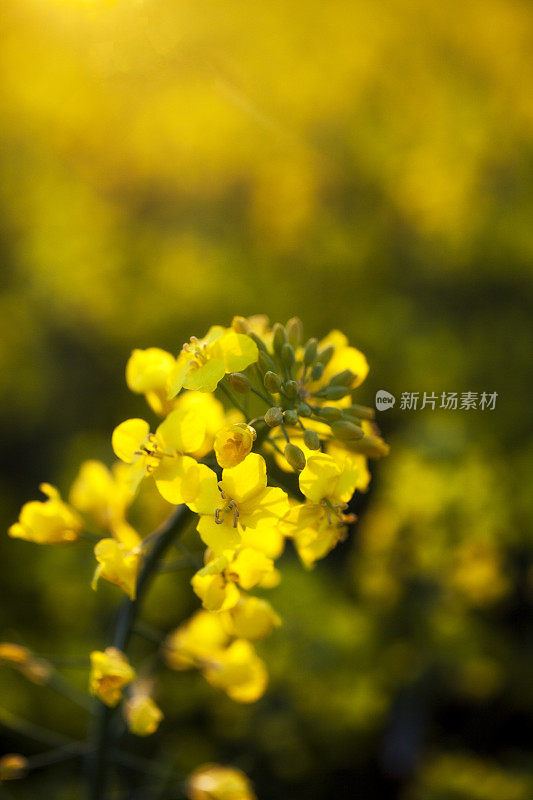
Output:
[284,443,306,471]
[257,350,277,375]
[284,380,299,399]
[272,323,287,355]
[125,695,164,737]
[286,317,303,348]
[281,343,295,371]
[232,316,250,334]
[303,338,318,366]
[310,362,324,381]
[317,406,343,422]
[316,385,351,401]
[0,754,28,781]
[283,409,299,427]
[248,332,268,353]
[188,765,257,800]
[303,430,320,450]
[264,371,282,393]
[318,345,334,365]
[228,372,251,393]
[215,424,255,467]
[264,407,283,428]
[329,369,356,387]
[331,420,365,441]
[297,403,312,417]
[346,436,390,458]
[235,422,257,440]
[346,403,376,421]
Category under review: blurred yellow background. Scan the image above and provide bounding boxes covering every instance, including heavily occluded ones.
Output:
[1,1,532,798]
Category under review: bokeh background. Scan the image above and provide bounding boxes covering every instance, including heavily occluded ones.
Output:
[1,0,532,797]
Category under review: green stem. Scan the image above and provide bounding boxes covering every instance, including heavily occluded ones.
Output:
[218,381,248,417]
[86,504,192,800]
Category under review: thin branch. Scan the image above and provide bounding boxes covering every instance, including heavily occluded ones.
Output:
[86,504,192,800]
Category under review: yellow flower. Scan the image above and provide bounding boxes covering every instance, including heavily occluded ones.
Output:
[187,764,257,800]
[203,639,268,703]
[0,643,32,666]
[89,647,136,707]
[0,643,51,684]
[175,391,229,458]
[92,538,142,599]
[112,407,206,503]
[326,440,371,492]
[164,610,229,670]
[124,694,163,737]
[214,424,255,469]
[191,454,289,555]
[299,452,360,506]
[69,460,135,542]
[126,347,176,416]
[279,453,361,567]
[282,502,347,568]
[191,549,275,612]
[0,754,28,781]
[168,326,258,396]
[9,484,82,544]
[221,596,281,641]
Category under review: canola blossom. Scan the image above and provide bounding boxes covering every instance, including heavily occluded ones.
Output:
[6,315,388,795]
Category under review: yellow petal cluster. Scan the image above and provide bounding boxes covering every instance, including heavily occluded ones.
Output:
[164,606,271,704]
[187,764,257,800]
[89,647,136,707]
[169,327,258,396]
[126,347,177,416]
[214,423,255,469]
[124,694,164,736]
[0,754,28,782]
[9,484,82,545]
[92,538,142,599]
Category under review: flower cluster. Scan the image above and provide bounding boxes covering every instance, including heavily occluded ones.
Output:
[6,315,388,792]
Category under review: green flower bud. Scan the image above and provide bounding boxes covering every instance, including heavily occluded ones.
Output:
[264,407,283,427]
[303,430,320,450]
[346,403,376,421]
[297,403,312,417]
[345,436,390,458]
[317,406,343,422]
[303,338,318,366]
[315,386,351,401]
[281,343,296,371]
[284,380,299,399]
[318,345,334,366]
[264,371,282,394]
[284,443,306,471]
[329,369,355,387]
[331,420,365,441]
[286,317,303,348]
[257,350,277,374]
[248,332,268,353]
[228,372,251,393]
[272,323,287,355]
[283,409,299,427]
[310,362,324,381]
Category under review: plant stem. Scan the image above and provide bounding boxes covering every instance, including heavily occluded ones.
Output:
[86,504,192,800]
